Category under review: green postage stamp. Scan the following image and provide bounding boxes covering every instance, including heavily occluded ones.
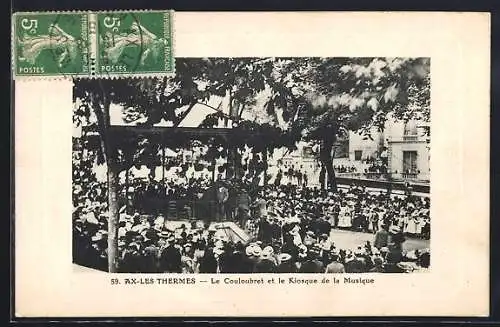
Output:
[12,10,175,79]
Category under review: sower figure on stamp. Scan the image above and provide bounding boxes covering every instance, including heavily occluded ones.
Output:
[18,23,78,69]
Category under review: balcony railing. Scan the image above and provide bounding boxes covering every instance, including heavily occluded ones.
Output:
[402,135,419,141]
[336,171,429,183]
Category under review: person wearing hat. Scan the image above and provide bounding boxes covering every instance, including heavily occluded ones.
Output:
[283,222,301,248]
[198,247,218,273]
[221,242,245,273]
[369,255,385,272]
[319,233,332,252]
[374,223,390,250]
[325,248,345,274]
[280,229,299,264]
[253,246,277,273]
[159,234,182,273]
[192,240,207,273]
[383,250,406,273]
[257,214,273,246]
[263,246,277,265]
[388,225,405,262]
[298,244,324,273]
[152,218,165,233]
[216,242,237,273]
[119,241,142,273]
[344,249,364,273]
[73,218,91,267]
[215,181,230,221]
[144,228,159,244]
[303,230,316,247]
[271,218,282,244]
[316,215,332,238]
[355,247,371,272]
[369,208,380,234]
[249,245,263,266]
[141,238,160,273]
[84,209,99,225]
[180,243,195,274]
[276,253,297,273]
[237,244,256,273]
[252,192,268,220]
[86,229,108,272]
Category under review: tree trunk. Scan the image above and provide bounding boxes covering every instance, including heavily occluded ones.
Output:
[106,146,120,273]
[319,165,326,190]
[262,149,268,186]
[125,167,129,212]
[235,149,242,180]
[93,88,120,273]
[212,155,217,182]
[319,140,337,192]
[161,146,165,186]
[102,99,120,273]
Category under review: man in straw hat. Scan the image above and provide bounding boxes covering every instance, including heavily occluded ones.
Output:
[298,243,324,273]
[254,246,277,273]
[276,253,297,273]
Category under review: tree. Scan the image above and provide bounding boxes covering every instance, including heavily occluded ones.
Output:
[73,78,193,272]
[72,59,276,271]
[255,57,431,190]
[309,57,430,190]
[73,57,430,270]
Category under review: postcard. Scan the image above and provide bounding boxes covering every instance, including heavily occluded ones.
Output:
[13,11,490,317]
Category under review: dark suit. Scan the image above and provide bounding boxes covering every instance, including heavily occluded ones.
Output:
[254,259,277,273]
[216,186,229,221]
[345,258,367,273]
[298,259,324,273]
[374,229,389,249]
[160,245,182,273]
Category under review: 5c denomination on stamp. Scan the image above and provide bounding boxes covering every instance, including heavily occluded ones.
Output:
[14,12,90,77]
[12,10,175,79]
[97,11,174,76]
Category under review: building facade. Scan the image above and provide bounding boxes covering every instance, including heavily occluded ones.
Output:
[387,120,430,182]
[348,119,430,182]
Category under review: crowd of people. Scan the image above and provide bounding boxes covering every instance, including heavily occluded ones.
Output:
[73,164,431,273]
[333,165,358,174]
[272,164,310,188]
[365,162,388,175]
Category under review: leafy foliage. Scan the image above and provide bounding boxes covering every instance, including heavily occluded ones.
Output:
[73,57,430,185]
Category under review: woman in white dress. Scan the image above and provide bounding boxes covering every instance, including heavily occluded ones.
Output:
[399,207,408,233]
[338,203,352,228]
[377,209,386,230]
[406,210,418,235]
[414,214,423,237]
[367,208,374,232]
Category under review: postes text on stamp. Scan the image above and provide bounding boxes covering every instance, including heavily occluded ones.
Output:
[96,11,174,75]
[14,12,89,77]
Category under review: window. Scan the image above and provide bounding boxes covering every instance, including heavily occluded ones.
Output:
[354,150,362,161]
[404,120,418,135]
[403,151,418,173]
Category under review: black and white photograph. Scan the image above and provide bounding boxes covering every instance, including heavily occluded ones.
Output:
[72,57,431,274]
